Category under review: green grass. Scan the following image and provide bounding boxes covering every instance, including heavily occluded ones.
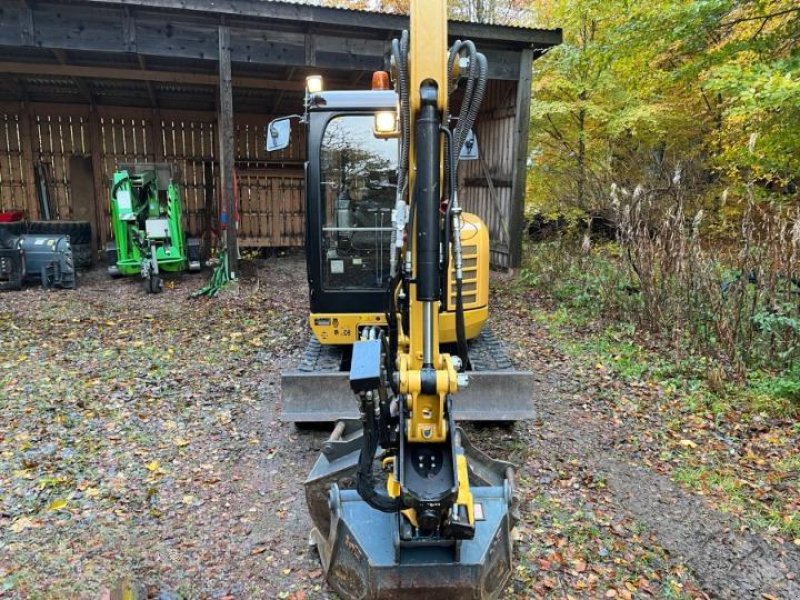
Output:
[517,242,800,540]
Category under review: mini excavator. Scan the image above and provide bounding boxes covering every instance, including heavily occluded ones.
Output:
[267,1,531,597]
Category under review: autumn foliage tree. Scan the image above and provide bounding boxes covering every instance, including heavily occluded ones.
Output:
[528,0,800,222]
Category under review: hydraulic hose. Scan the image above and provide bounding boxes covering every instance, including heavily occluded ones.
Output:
[389,32,410,280]
[443,40,488,370]
[387,31,411,373]
[356,402,402,513]
[355,327,402,513]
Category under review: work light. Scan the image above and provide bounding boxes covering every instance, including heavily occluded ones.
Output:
[306,75,324,94]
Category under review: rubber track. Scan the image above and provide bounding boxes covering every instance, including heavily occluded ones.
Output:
[468,327,514,371]
[297,328,514,373]
[297,338,342,373]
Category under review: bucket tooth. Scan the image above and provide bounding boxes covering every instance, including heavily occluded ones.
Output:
[305,423,516,600]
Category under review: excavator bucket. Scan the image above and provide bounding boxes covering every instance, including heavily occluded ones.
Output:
[305,421,519,600]
[282,328,534,423]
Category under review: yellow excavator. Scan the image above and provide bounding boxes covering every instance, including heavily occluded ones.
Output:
[267,1,529,597]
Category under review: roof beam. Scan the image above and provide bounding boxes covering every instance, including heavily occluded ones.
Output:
[0,62,306,91]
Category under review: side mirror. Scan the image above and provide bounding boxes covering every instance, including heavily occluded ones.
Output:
[265,118,292,152]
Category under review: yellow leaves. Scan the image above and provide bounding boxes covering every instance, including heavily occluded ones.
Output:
[84,487,100,499]
[765,434,784,446]
[182,495,194,505]
[145,460,166,476]
[744,450,765,466]
[13,468,34,480]
[47,498,69,511]
[678,439,698,449]
[174,437,190,448]
[38,476,67,490]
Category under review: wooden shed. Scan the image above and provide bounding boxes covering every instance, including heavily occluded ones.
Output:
[0,0,560,269]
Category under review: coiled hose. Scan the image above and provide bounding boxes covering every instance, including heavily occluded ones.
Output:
[443,40,488,369]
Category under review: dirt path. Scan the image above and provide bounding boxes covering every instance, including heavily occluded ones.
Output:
[1,256,798,599]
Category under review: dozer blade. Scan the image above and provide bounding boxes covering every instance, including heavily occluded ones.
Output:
[282,328,536,423]
[305,421,518,600]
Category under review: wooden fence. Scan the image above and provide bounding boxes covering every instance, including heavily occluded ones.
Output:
[0,103,305,251]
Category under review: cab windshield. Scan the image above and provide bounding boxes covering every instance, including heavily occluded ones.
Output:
[319,115,398,290]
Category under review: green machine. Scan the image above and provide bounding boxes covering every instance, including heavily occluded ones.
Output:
[106,163,201,293]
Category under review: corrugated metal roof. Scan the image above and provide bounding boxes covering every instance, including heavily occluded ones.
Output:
[80,0,561,46]
[259,0,549,32]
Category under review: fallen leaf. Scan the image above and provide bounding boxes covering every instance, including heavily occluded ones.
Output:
[47,498,69,511]
[10,517,35,533]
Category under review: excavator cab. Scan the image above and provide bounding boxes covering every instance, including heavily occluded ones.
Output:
[306,92,398,316]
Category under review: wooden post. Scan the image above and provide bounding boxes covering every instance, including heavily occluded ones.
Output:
[508,48,534,269]
[88,107,106,248]
[203,159,213,258]
[18,103,38,219]
[150,109,164,162]
[217,25,237,279]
